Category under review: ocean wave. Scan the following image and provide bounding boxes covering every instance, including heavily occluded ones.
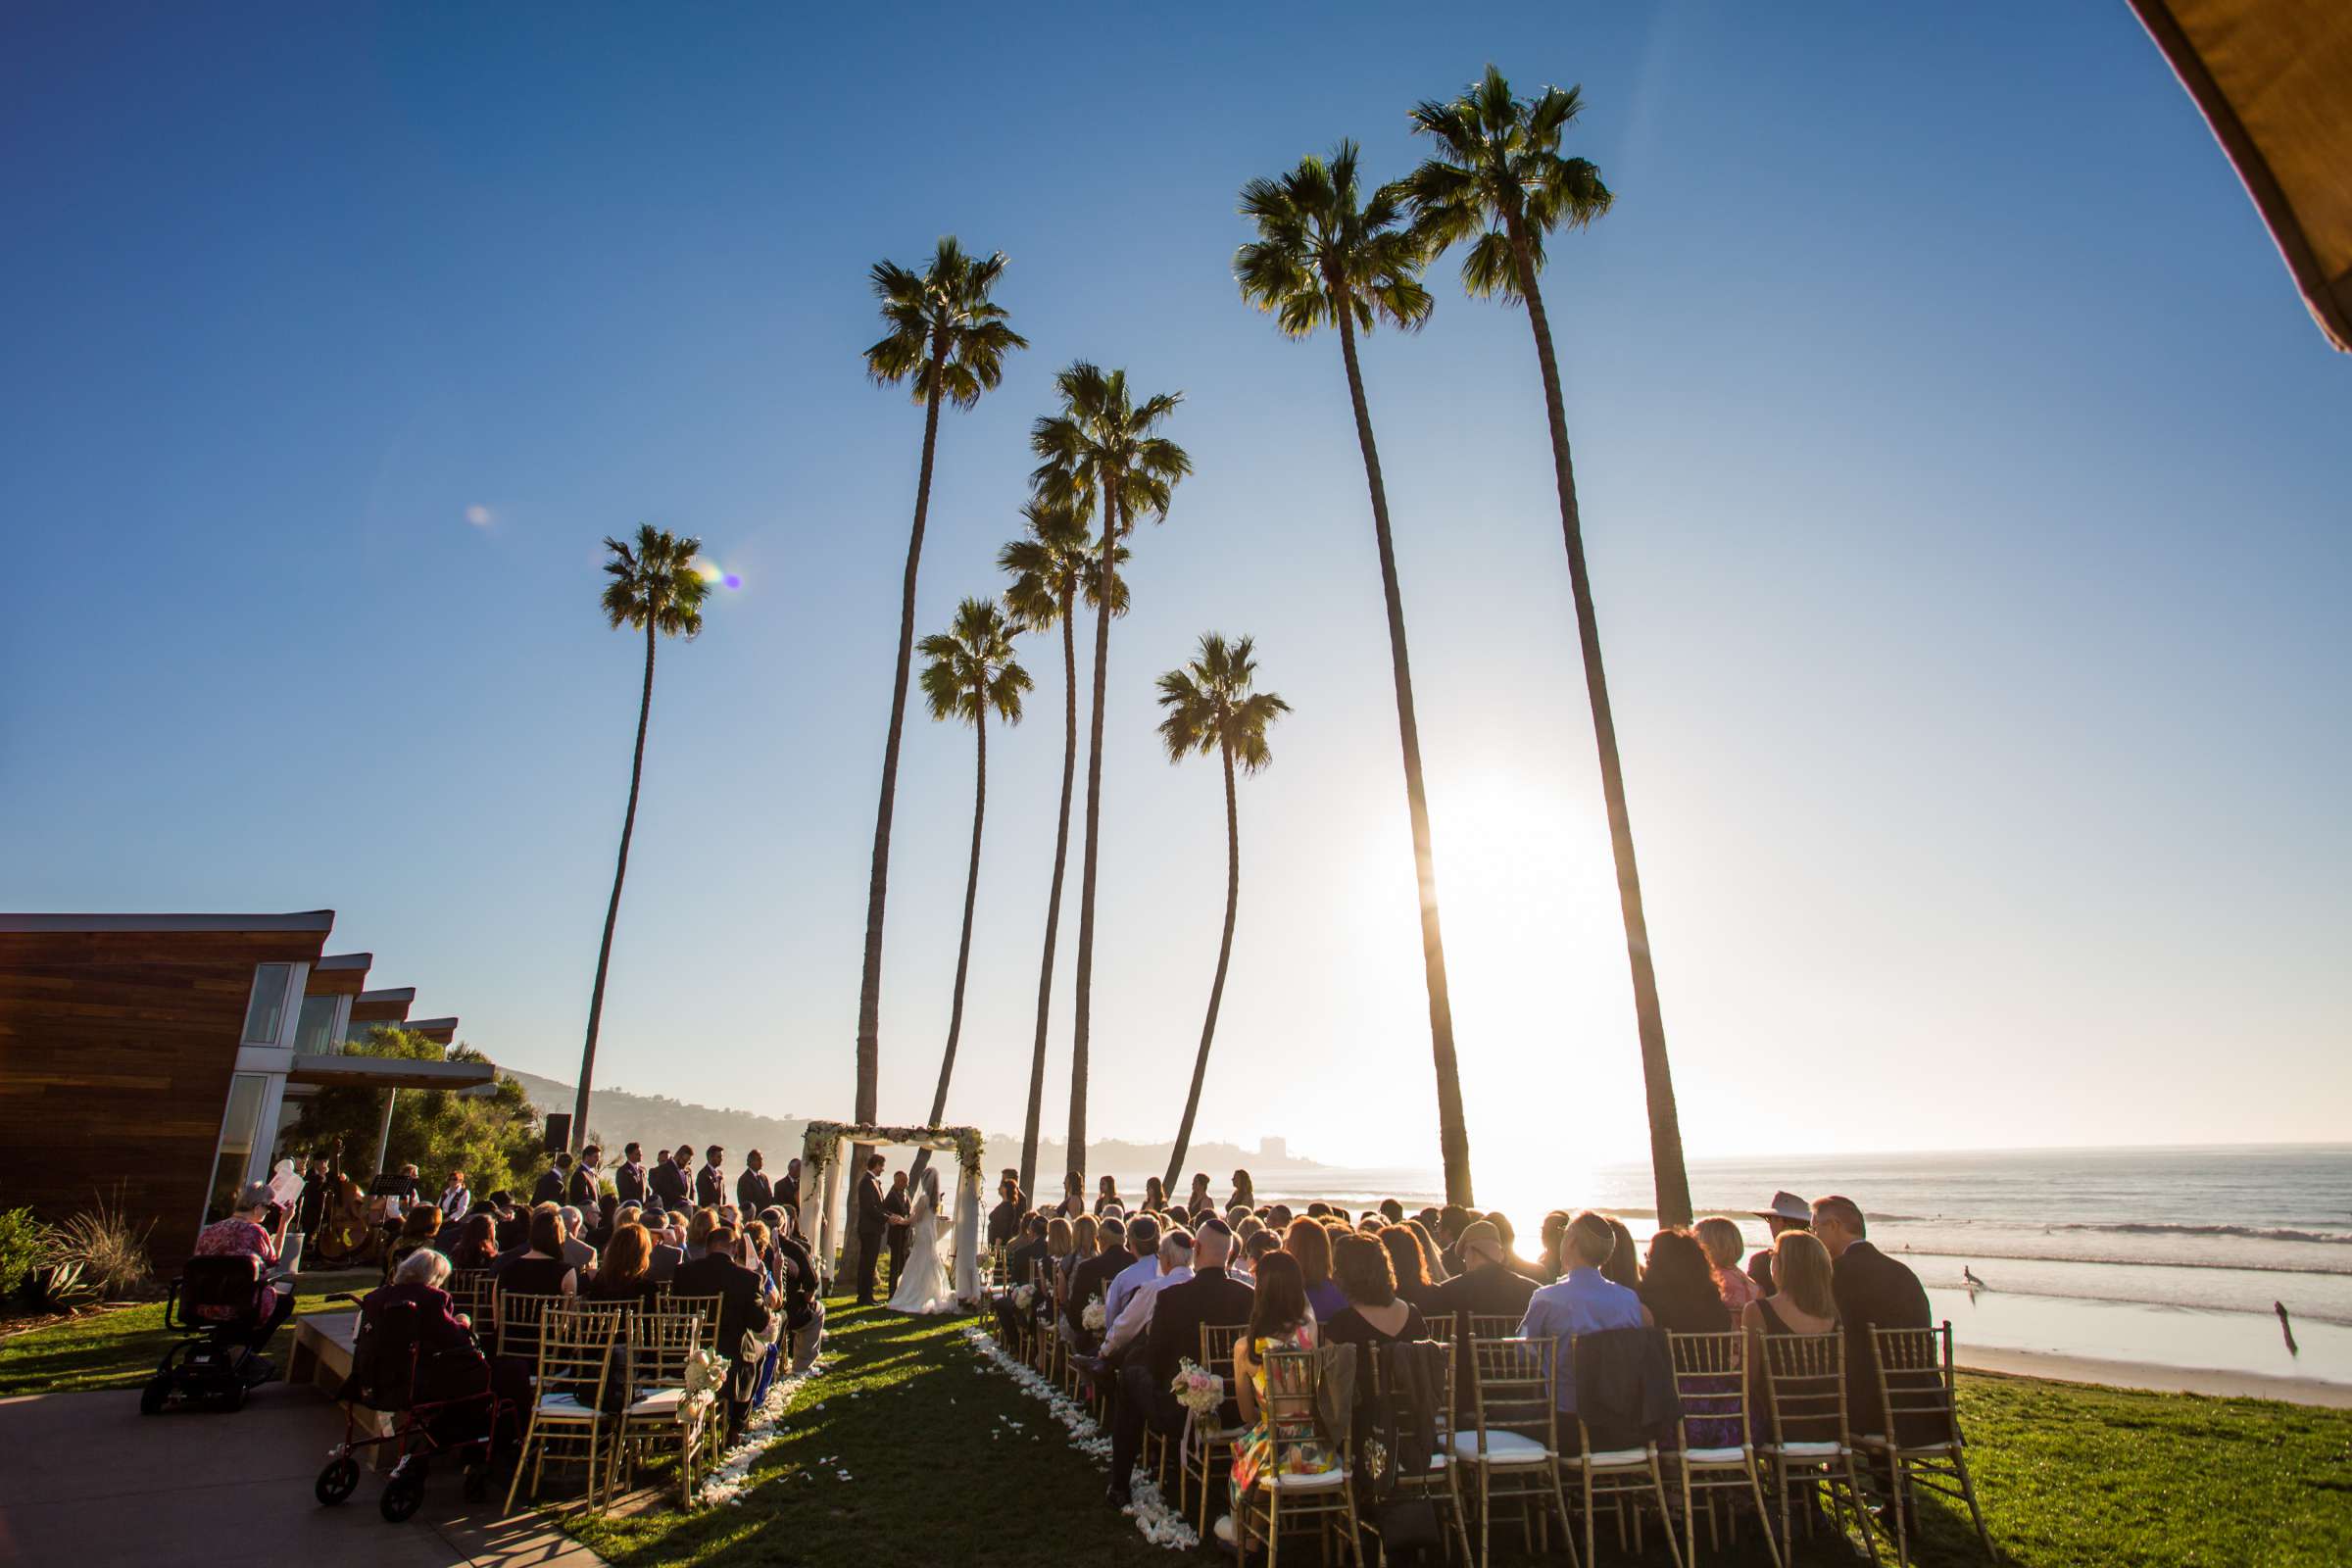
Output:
[1893,1243,2352,1279]
[2045,1222,2352,1246]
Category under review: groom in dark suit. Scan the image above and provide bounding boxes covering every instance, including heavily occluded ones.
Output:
[854,1153,890,1305]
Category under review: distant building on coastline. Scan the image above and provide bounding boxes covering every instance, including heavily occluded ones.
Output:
[1259,1136,1288,1161]
[0,910,495,1268]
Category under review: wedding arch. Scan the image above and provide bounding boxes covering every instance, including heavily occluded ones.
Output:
[796,1119,988,1303]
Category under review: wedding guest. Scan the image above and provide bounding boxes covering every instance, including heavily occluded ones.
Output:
[1283,1215,1346,1322]
[1226,1251,1336,1543]
[382,1205,443,1285]
[1406,1217,1452,1283]
[587,1221,661,1308]
[615,1142,647,1203]
[1436,1204,1471,1273]
[1538,1209,1572,1281]
[1325,1232,1427,1352]
[1517,1211,1650,1427]
[1696,1216,1760,1313]
[1239,1227,1281,1282]
[1378,1223,1439,1311]
[451,1211,500,1272]
[590,1192,618,1247]
[1640,1228,1733,1333]
[1066,1215,1129,1335]
[437,1171,471,1222]
[1094,1174,1123,1215]
[1102,1227,1192,1361]
[767,1206,823,1371]
[648,1218,685,1283]
[988,1177,1024,1246]
[672,1222,772,1442]
[1740,1230,1840,1444]
[568,1146,602,1209]
[1599,1217,1643,1290]
[1141,1175,1168,1214]
[1061,1214,1097,1296]
[1142,1222,1252,1431]
[1102,1214,1163,1326]
[1812,1195,1934,1443]
[737,1150,774,1214]
[778,1157,803,1211]
[1057,1171,1087,1218]
[496,1205,578,1307]
[1102,1226,1218,1507]
[1228,1169,1255,1211]
[1264,1201,1294,1232]
[1746,1191,1812,1296]
[488,1192,528,1251]
[1005,1212,1053,1297]
[1188,1172,1214,1216]
[532,1152,570,1207]
[556,1205,598,1276]
[696,1146,728,1209]
[1426,1219,1535,1324]
[192,1182,297,1354]
[1377,1198,1404,1226]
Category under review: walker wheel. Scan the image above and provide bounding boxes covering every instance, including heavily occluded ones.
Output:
[461,1466,489,1503]
[380,1474,424,1522]
[139,1377,172,1416]
[316,1455,361,1505]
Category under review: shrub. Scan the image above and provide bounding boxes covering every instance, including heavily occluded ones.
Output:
[36,1188,156,1304]
[0,1206,41,1301]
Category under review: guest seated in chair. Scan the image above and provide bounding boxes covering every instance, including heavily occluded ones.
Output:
[194,1182,297,1360]
[671,1222,772,1443]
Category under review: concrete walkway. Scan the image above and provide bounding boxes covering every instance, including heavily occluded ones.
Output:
[0,1381,606,1567]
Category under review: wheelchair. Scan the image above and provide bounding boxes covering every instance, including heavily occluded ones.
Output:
[139,1254,286,1415]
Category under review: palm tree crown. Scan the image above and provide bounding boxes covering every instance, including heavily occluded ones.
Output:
[1401,65,1612,300]
[1028,363,1193,531]
[1155,634,1290,773]
[998,499,1130,628]
[919,598,1030,728]
[1236,141,1432,338]
[601,524,710,638]
[865,237,1029,408]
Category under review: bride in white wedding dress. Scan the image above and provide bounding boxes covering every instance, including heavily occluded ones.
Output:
[887,1167,957,1314]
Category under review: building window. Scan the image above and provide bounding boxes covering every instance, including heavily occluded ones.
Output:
[294,993,340,1054]
[241,963,293,1045]
[205,1072,269,1223]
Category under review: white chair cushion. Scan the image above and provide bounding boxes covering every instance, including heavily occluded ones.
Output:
[1681,1446,1749,1466]
[627,1388,684,1416]
[1449,1429,1554,1466]
[1574,1447,1651,1470]
[1763,1440,1845,1458]
[1265,1467,1349,1492]
[534,1392,597,1419]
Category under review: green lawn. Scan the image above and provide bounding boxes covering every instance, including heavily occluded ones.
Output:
[0,1268,375,1396]
[567,1300,2352,1568]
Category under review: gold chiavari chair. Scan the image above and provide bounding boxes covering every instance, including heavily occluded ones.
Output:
[494,1290,565,1363]
[1862,1323,1994,1565]
[1233,1346,1363,1568]
[507,1302,625,1511]
[1565,1333,1683,1568]
[1364,1336,1473,1568]
[1466,1313,1523,1347]
[1181,1323,1251,1536]
[1756,1332,1880,1560]
[669,1292,726,1351]
[1458,1335,1577,1568]
[448,1269,495,1330]
[611,1305,707,1506]
[1666,1330,1780,1567]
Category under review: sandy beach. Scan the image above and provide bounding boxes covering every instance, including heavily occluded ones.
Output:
[1957,1345,2352,1408]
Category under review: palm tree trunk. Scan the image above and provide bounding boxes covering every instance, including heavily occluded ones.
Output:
[1163,732,1241,1194]
[850,348,948,1276]
[1067,485,1121,1188]
[910,702,987,1191]
[1336,307,1475,1206]
[1507,228,1691,1228]
[574,619,658,1152]
[1017,588,1079,1200]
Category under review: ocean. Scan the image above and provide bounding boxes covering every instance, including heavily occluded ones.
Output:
[1094,1144,2352,1393]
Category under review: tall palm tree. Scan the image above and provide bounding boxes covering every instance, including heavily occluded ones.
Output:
[1154,634,1290,1193]
[998,502,1129,1201]
[1235,142,1479,1205]
[1404,67,1691,1226]
[576,524,710,1151]
[906,598,1030,1188]
[1029,364,1192,1187]
[855,239,1025,1222]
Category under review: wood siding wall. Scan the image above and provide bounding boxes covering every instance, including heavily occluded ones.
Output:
[0,929,327,1269]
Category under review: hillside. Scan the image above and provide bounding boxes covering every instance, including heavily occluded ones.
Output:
[497,1067,1328,1180]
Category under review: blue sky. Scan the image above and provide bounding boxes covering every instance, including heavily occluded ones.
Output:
[4,3,2346,1175]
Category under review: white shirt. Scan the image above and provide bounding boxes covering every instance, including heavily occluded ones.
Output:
[1103,1264,1193,1357]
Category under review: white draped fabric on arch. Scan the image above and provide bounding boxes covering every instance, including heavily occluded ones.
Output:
[794,1120,986,1305]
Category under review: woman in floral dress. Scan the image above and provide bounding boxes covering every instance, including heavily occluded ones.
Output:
[1229,1252,1340,1516]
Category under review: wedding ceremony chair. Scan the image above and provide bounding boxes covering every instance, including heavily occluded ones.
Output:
[612,1306,707,1506]
[1665,1330,1781,1567]
[1861,1323,1995,1565]
[1459,1335,1577,1568]
[1233,1346,1364,1568]
[1566,1329,1684,1568]
[1756,1332,1880,1561]
[508,1302,625,1511]
[1181,1322,1251,1536]
[494,1290,564,1363]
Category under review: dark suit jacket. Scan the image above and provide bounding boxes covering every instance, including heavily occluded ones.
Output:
[1831,1241,1934,1431]
[648,1160,690,1208]
[531,1168,565,1206]
[777,1173,800,1210]
[882,1186,911,1254]
[614,1161,646,1203]
[696,1164,727,1208]
[671,1252,772,1386]
[1066,1250,1129,1332]
[566,1166,599,1209]
[649,1243,683,1283]
[1144,1265,1255,1423]
[987,1200,1023,1247]
[1005,1236,1052,1295]
[1427,1261,1539,1330]
[737,1168,775,1213]
[855,1173,888,1239]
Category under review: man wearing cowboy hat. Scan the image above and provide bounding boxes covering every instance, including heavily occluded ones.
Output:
[1747,1190,1812,1296]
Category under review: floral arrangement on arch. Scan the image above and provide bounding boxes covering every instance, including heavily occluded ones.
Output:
[799,1120,988,1182]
